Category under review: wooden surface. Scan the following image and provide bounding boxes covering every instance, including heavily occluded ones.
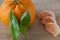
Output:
[0,0,60,40]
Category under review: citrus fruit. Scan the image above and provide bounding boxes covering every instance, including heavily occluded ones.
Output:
[0,0,35,26]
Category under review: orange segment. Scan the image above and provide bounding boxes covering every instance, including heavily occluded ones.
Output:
[45,23,60,37]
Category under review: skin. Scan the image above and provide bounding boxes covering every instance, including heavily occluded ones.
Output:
[0,0,35,26]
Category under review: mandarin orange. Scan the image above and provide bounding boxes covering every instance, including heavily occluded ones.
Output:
[0,0,35,26]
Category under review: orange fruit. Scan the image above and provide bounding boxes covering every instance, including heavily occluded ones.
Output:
[0,0,35,26]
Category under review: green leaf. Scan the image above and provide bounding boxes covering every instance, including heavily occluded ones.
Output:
[13,0,19,4]
[20,9,30,36]
[10,9,20,40]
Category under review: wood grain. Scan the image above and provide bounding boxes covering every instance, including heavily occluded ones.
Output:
[0,0,60,40]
